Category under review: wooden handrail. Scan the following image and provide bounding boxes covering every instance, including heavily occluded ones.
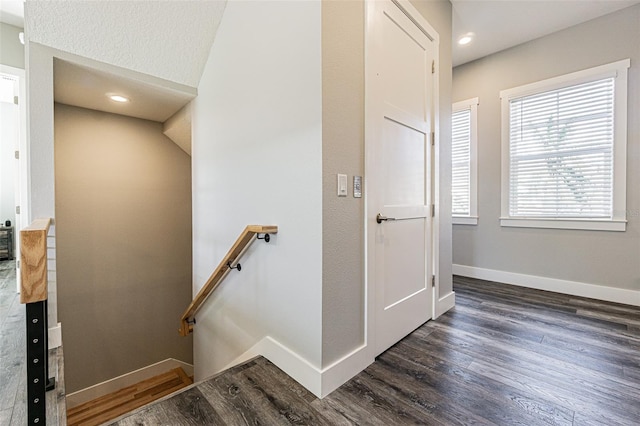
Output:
[179,225,278,336]
[20,218,52,304]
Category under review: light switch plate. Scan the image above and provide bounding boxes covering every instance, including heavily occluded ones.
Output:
[353,176,362,198]
[337,174,348,197]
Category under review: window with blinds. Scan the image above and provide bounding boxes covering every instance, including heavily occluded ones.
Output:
[452,108,471,216]
[508,78,614,218]
[452,98,478,225]
[500,59,629,231]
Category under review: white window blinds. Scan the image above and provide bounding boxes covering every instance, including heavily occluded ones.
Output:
[508,78,614,218]
[452,108,471,216]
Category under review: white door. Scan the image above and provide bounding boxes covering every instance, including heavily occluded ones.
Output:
[367,0,436,356]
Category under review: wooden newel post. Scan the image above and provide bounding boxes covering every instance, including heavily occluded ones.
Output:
[20,218,51,305]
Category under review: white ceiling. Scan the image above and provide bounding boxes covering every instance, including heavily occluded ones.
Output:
[0,0,23,27]
[452,0,640,66]
[54,59,195,123]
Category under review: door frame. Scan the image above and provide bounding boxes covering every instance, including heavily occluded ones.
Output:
[364,0,440,355]
[1,64,29,293]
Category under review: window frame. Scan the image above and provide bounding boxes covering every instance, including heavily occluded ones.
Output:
[452,97,479,225]
[499,59,630,232]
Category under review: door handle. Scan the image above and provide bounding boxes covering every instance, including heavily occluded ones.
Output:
[376,213,396,224]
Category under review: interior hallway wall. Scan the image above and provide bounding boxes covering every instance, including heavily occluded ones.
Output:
[192,0,323,379]
[452,5,640,294]
[55,103,193,393]
[0,22,24,69]
[321,0,365,367]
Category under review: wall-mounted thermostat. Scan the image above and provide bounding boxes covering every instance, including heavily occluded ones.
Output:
[353,176,362,198]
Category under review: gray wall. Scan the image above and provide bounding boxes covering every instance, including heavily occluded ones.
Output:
[54,104,193,392]
[0,23,24,68]
[321,0,365,367]
[321,0,453,366]
[452,5,640,291]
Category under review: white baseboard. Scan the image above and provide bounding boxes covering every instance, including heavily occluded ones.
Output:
[453,264,640,307]
[319,343,372,397]
[48,322,62,349]
[259,337,323,397]
[434,291,456,318]
[221,336,374,399]
[66,358,194,408]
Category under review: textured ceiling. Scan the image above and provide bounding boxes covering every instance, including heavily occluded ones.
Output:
[26,0,227,87]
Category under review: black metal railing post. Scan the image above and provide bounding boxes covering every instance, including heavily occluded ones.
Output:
[26,300,55,425]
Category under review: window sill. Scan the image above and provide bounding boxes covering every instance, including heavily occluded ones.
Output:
[453,216,478,225]
[499,217,626,232]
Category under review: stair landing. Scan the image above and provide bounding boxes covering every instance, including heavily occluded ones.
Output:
[67,367,192,426]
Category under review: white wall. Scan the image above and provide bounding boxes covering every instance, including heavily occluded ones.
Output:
[452,5,640,302]
[192,0,323,384]
[25,42,58,325]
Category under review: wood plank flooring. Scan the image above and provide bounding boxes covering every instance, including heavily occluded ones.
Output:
[67,367,193,426]
[112,276,640,425]
[0,260,27,426]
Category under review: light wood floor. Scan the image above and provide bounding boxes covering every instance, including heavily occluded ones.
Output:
[112,276,640,425]
[67,367,193,426]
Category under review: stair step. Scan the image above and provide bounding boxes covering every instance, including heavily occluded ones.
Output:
[67,367,193,426]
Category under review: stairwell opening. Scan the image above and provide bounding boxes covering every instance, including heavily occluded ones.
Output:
[51,57,196,409]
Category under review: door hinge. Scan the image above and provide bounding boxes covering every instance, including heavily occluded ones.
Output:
[15,150,19,160]
[432,60,435,74]
[16,206,20,214]
[431,204,435,217]
[17,260,20,269]
[13,95,18,105]
[431,132,435,146]
[431,275,435,287]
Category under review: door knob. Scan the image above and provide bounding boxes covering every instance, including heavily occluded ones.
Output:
[376,213,396,224]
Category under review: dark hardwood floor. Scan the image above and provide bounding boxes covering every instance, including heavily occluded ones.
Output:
[112,276,640,425]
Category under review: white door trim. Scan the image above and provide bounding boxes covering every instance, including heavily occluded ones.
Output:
[364,0,440,357]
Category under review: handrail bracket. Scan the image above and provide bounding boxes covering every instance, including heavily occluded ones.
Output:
[257,233,271,243]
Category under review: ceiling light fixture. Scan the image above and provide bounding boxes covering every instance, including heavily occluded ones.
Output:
[458,33,475,46]
[109,94,129,103]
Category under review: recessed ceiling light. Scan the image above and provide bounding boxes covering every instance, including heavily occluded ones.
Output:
[109,94,129,103]
[458,33,475,46]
